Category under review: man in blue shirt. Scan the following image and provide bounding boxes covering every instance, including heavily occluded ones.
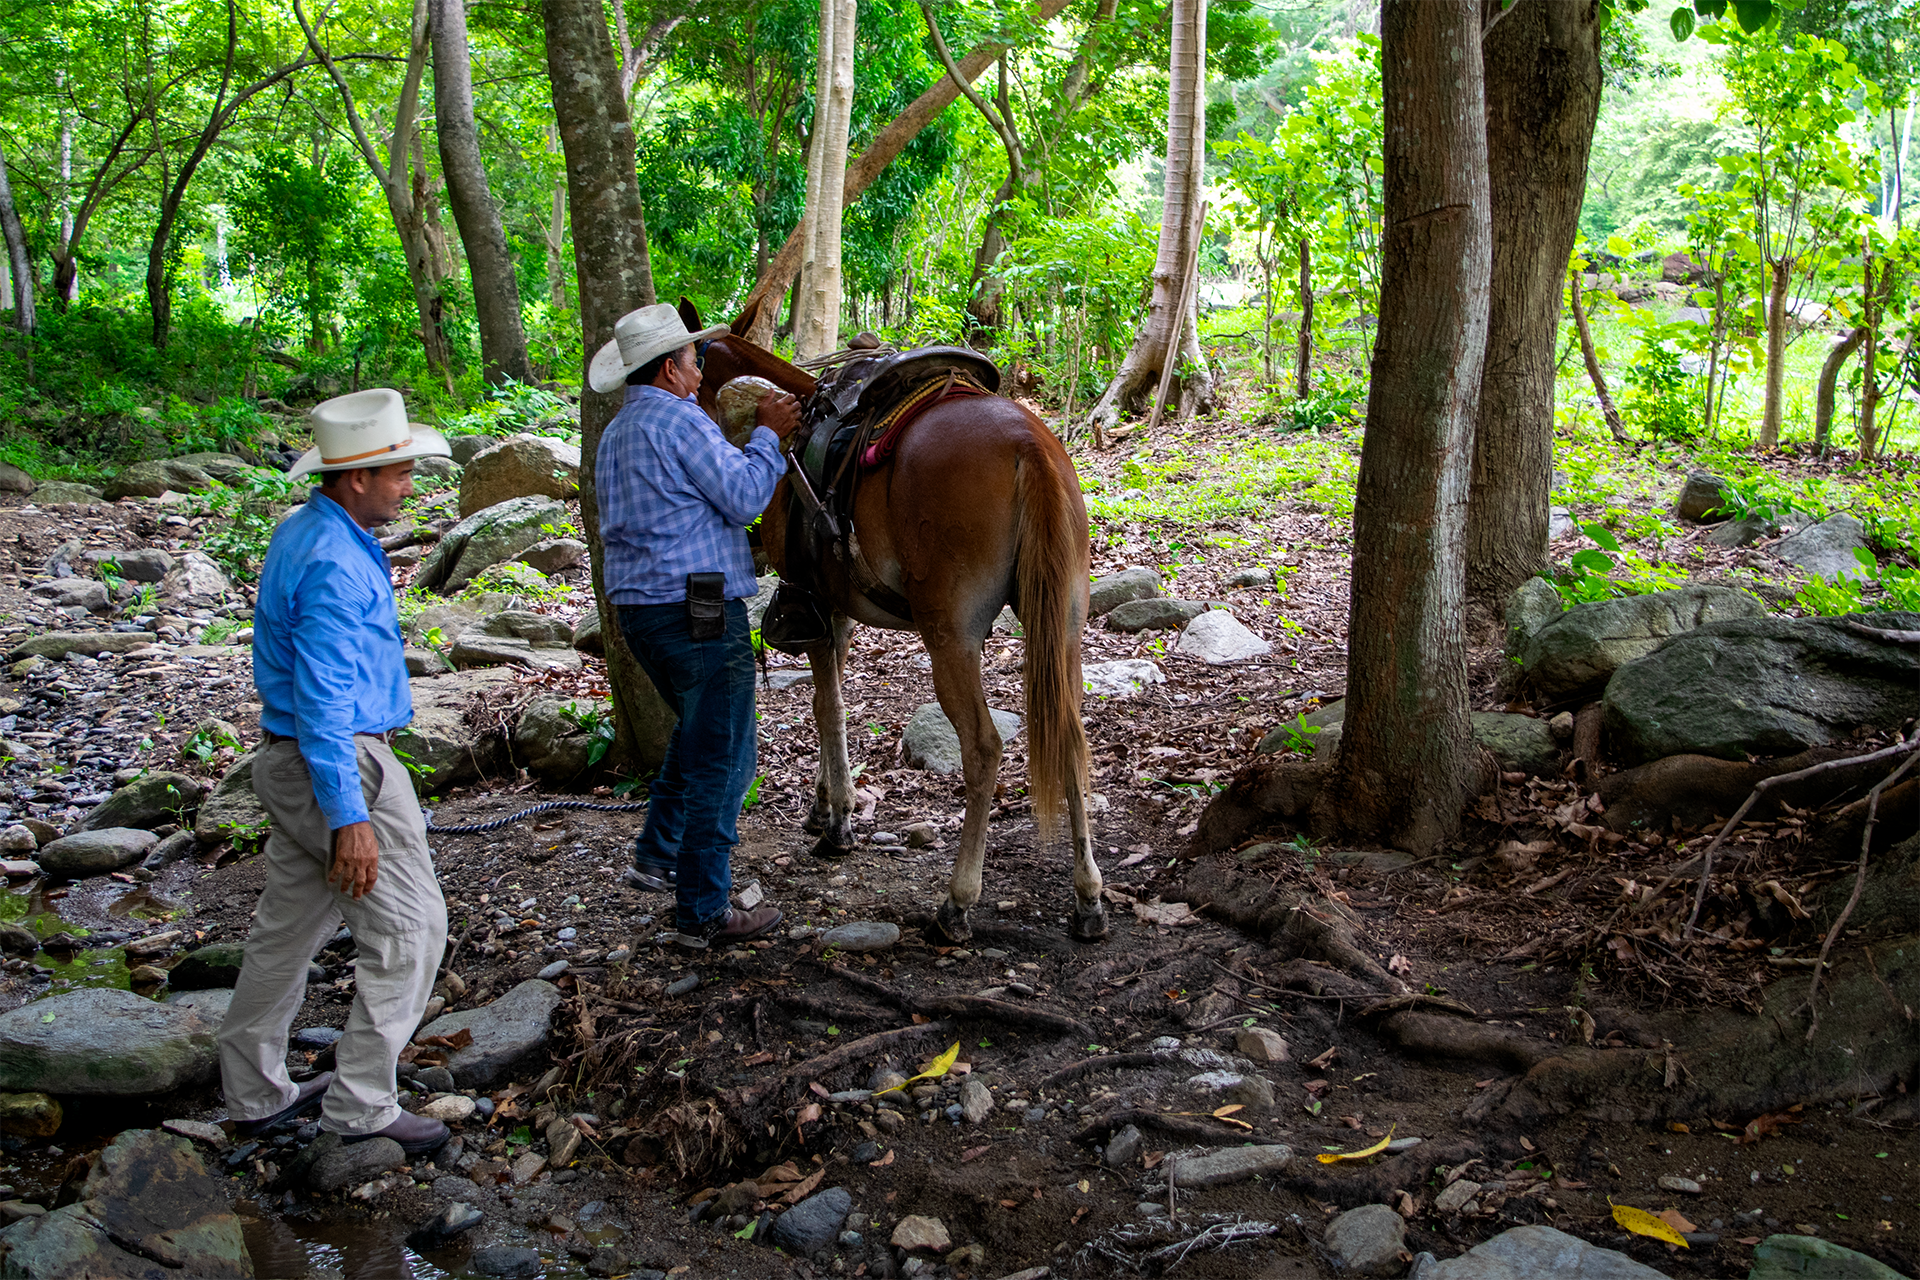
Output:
[217,388,452,1155]
[589,304,799,947]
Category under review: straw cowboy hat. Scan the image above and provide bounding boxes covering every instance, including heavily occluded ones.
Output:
[588,303,729,394]
[288,389,451,481]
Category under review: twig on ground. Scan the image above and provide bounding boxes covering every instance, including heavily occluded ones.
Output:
[1071,1109,1290,1149]
[1804,732,1920,1042]
[1677,737,1920,936]
[1039,1053,1176,1091]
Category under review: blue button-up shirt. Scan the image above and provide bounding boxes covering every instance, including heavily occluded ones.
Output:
[597,384,784,604]
[253,491,412,830]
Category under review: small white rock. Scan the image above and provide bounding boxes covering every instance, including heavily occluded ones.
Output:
[420,1095,476,1123]
[1657,1175,1703,1194]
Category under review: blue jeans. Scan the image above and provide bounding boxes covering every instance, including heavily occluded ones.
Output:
[617,600,758,930]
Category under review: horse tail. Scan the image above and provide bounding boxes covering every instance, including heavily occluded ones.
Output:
[1013,429,1090,840]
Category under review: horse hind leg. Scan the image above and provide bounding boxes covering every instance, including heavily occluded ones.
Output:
[802,615,857,858]
[1066,781,1107,941]
[928,643,1000,944]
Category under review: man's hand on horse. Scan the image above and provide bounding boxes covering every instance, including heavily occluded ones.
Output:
[329,821,381,900]
[760,391,803,440]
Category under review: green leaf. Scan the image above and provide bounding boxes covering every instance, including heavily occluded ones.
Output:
[1669,6,1696,40]
[1732,0,1772,33]
[1581,523,1624,553]
[1605,234,1633,257]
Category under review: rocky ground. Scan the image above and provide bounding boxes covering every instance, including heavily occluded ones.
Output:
[0,417,1911,1280]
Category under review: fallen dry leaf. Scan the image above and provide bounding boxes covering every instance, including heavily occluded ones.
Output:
[868,1149,894,1168]
[1308,1046,1340,1071]
[961,1145,991,1162]
[1656,1208,1698,1235]
[778,1168,826,1205]
[1387,954,1413,976]
[741,1051,774,1067]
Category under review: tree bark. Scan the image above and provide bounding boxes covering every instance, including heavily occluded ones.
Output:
[148,0,239,348]
[1812,325,1866,452]
[1316,0,1490,855]
[1759,259,1790,447]
[736,0,1075,346]
[0,138,35,336]
[1569,267,1626,442]
[1085,0,1213,432]
[796,0,856,360]
[1464,0,1601,613]
[431,0,534,386]
[543,0,674,771]
[1295,235,1312,398]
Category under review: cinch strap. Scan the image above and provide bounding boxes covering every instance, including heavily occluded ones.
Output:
[321,436,413,465]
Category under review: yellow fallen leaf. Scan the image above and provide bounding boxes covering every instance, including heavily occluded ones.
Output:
[1316,1124,1396,1164]
[876,1042,961,1094]
[1212,1105,1245,1119]
[1611,1201,1689,1248]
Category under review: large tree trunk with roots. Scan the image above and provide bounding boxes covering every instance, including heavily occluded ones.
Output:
[1314,0,1491,855]
[431,0,533,386]
[1084,0,1213,434]
[1464,0,1601,615]
[543,0,673,771]
[736,0,1075,349]
[795,0,856,360]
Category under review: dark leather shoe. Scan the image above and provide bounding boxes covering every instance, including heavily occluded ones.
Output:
[623,862,676,892]
[347,1110,450,1155]
[668,905,784,949]
[233,1071,335,1138]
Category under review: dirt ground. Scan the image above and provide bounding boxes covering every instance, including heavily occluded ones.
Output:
[0,412,1914,1280]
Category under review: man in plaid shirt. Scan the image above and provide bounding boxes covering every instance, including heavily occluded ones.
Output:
[592,305,800,947]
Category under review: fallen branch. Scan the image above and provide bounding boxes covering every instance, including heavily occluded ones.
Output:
[826,964,1093,1039]
[1039,1053,1175,1092]
[741,1020,955,1104]
[1071,1109,1290,1149]
[1804,731,1920,1043]
[1846,621,1920,645]
[1678,736,1920,936]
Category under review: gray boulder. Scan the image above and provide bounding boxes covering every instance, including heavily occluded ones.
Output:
[406,647,452,677]
[1603,611,1920,765]
[1256,698,1348,755]
[1161,1144,1292,1188]
[1312,712,1558,776]
[0,462,33,494]
[1502,577,1563,654]
[1748,1234,1910,1280]
[511,537,587,574]
[416,979,564,1087]
[393,670,516,795]
[450,633,583,673]
[171,452,253,482]
[448,433,503,465]
[1324,1203,1409,1278]
[196,751,266,845]
[572,609,603,654]
[458,434,581,517]
[1408,1225,1668,1280]
[8,630,158,661]
[1089,567,1162,617]
[102,459,213,501]
[78,770,206,832]
[28,579,108,612]
[1773,513,1872,581]
[162,550,232,601]
[513,696,611,781]
[1704,514,1778,548]
[413,454,458,483]
[37,828,160,878]
[1105,598,1204,633]
[1084,658,1165,698]
[107,548,177,582]
[746,575,779,631]
[1518,584,1766,703]
[406,600,488,645]
[415,496,569,595]
[770,1187,853,1256]
[168,943,248,991]
[1175,610,1272,664]
[902,703,1022,775]
[28,481,103,505]
[308,1133,407,1193]
[1675,469,1729,522]
[0,989,220,1095]
[0,1129,252,1278]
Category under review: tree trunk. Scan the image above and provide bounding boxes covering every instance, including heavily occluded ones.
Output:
[737,0,1075,346]
[543,0,674,771]
[1295,235,1312,398]
[796,0,856,360]
[1570,267,1626,441]
[547,146,569,310]
[1812,325,1866,452]
[431,0,534,386]
[1315,0,1490,856]
[0,138,34,336]
[149,0,241,349]
[1464,0,1601,613]
[1759,259,1790,447]
[1085,0,1213,432]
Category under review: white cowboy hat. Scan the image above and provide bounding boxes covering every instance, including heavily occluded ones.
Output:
[588,303,729,394]
[288,388,451,480]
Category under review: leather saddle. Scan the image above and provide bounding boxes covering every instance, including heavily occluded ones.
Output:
[760,345,999,654]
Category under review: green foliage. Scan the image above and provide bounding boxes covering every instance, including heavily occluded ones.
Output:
[193,467,309,583]
[461,561,568,603]
[438,378,576,439]
[1275,714,1320,756]
[1553,521,1691,603]
[559,701,616,768]
[1620,329,1699,440]
[182,723,241,765]
[228,147,377,351]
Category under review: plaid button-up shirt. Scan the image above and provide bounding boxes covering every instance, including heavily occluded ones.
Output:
[597,383,784,605]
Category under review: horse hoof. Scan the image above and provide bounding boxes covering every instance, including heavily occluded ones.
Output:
[1070,900,1109,942]
[802,807,829,837]
[933,899,972,943]
[809,834,854,861]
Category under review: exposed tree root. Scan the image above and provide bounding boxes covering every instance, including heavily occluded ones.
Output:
[1183,758,1329,857]
[1071,1109,1292,1149]
[825,964,1095,1039]
[1272,1137,1481,1211]
[1373,1011,1549,1073]
[1039,1053,1177,1091]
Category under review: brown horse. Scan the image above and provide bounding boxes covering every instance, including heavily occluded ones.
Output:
[679,298,1107,943]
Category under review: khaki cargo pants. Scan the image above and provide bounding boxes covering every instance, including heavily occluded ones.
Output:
[217,735,448,1136]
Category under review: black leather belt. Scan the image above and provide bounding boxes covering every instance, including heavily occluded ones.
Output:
[265,729,400,745]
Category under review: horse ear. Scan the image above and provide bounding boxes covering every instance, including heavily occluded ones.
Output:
[729,295,762,337]
[678,296,703,332]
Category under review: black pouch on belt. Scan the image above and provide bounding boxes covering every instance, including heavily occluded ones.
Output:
[685,571,726,640]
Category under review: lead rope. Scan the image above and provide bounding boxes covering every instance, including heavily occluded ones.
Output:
[424,798,650,835]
